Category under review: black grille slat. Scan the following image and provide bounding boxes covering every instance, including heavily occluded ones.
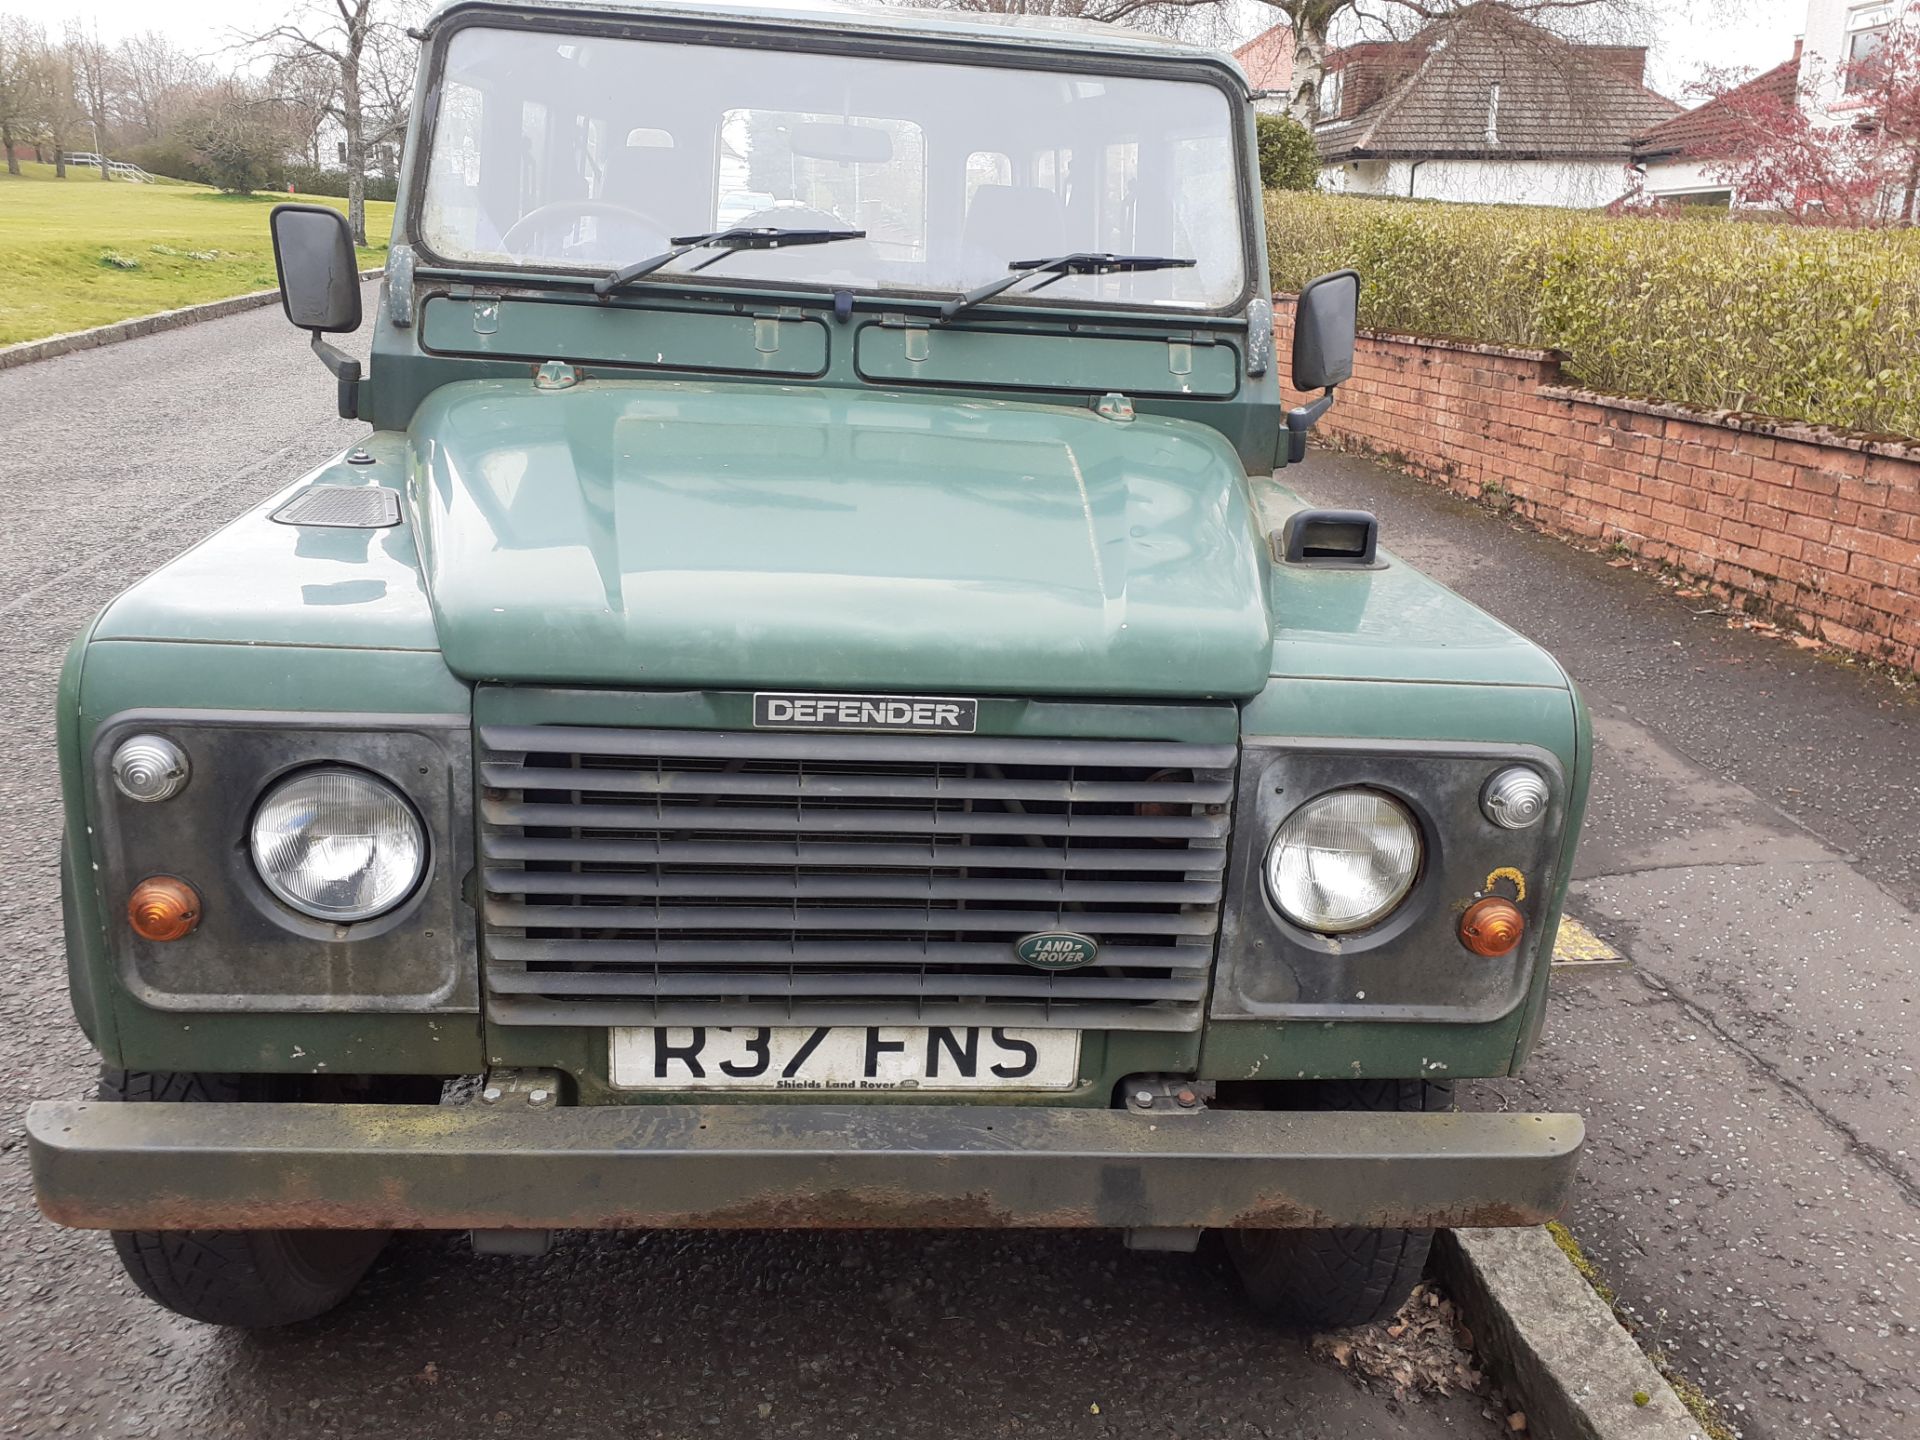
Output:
[486,900,1218,936]
[483,797,1227,841]
[484,868,1221,905]
[482,835,1230,872]
[486,970,1203,1000]
[478,719,1234,1032]
[484,724,1236,770]
[484,937,1214,970]
[482,761,1231,806]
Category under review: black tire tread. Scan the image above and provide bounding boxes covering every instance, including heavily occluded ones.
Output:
[99,1068,385,1328]
[1224,1078,1453,1330]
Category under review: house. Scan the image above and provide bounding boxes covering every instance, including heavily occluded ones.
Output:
[1306,4,1680,206]
[1234,24,1295,117]
[1631,47,1804,205]
[1630,0,1915,218]
[1800,0,1911,124]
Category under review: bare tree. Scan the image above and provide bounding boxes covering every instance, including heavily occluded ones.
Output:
[264,54,338,170]
[0,16,40,176]
[244,0,420,243]
[117,30,213,142]
[65,21,114,178]
[25,30,84,177]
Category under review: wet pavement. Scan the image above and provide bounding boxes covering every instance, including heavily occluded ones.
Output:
[0,305,1500,1440]
[4,298,1915,1438]
[1304,452,1920,1440]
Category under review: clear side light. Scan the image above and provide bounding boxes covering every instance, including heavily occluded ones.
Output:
[1481,767,1550,829]
[111,735,190,803]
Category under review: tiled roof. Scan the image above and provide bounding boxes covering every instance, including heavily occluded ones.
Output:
[1632,54,1801,160]
[1234,24,1295,96]
[1316,3,1680,163]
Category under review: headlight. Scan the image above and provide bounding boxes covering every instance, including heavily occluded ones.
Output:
[1264,788,1422,934]
[250,768,427,921]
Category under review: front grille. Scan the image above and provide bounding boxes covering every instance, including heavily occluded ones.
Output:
[478,722,1236,1030]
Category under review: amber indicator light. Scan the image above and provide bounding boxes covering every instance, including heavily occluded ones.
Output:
[128,876,201,942]
[1459,896,1525,957]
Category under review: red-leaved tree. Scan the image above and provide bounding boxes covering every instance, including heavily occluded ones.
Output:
[1692,20,1920,226]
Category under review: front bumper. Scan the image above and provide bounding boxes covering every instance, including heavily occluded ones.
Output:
[28,1101,1582,1232]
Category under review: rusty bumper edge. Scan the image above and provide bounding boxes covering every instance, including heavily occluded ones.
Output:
[27,1100,1583,1233]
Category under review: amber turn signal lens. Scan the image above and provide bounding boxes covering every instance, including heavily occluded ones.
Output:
[1459,896,1525,957]
[128,876,201,942]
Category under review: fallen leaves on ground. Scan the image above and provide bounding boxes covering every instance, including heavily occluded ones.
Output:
[1308,1283,1486,1403]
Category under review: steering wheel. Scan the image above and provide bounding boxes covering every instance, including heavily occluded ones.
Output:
[500,199,670,255]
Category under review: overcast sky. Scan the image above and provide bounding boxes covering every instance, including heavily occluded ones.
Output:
[59,0,1811,102]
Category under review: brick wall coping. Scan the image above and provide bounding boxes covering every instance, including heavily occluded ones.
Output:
[1353,327,1559,366]
[1537,383,1920,464]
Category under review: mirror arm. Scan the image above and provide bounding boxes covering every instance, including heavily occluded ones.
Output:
[1284,387,1337,464]
[309,332,361,420]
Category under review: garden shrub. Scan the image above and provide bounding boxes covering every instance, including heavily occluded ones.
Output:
[1266,191,1920,437]
[1255,114,1320,193]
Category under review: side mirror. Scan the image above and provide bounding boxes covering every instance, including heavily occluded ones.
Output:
[1282,268,1360,465]
[269,203,363,419]
[1292,268,1358,391]
[271,203,362,332]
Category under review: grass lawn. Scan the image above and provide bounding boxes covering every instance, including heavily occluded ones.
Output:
[0,163,394,347]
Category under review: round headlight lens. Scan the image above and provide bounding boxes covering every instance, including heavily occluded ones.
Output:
[250,769,426,922]
[1265,789,1422,935]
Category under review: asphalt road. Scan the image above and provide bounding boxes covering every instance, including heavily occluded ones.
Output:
[1306,452,1920,1440]
[6,304,1916,1440]
[0,305,1500,1440]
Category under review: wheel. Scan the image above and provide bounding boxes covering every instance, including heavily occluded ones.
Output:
[100,1068,389,1328]
[1222,1078,1453,1329]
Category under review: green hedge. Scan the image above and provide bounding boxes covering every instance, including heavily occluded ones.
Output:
[1267,192,1920,439]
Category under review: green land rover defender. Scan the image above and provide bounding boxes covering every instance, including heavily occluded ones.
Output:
[28,0,1587,1330]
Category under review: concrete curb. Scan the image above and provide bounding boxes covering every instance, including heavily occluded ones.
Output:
[0,268,384,372]
[1434,1228,1705,1440]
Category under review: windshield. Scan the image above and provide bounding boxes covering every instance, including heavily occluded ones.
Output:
[419,25,1247,311]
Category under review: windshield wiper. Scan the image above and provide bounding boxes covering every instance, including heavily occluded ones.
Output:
[938,252,1195,322]
[594,226,866,297]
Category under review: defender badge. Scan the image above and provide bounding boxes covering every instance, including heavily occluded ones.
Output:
[1014,931,1100,971]
[753,692,978,734]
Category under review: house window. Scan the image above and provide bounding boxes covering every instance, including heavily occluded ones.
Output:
[1317,69,1344,119]
[1845,5,1895,94]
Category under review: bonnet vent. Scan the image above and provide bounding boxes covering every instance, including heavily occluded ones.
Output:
[270,485,401,529]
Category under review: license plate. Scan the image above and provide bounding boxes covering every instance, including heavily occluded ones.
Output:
[609,1025,1079,1092]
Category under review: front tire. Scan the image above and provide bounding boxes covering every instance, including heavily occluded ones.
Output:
[1222,1078,1452,1329]
[101,1069,388,1328]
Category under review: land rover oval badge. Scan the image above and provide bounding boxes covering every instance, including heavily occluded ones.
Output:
[1015,931,1099,971]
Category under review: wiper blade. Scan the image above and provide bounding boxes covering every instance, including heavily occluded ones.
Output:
[938,252,1195,322]
[594,226,866,297]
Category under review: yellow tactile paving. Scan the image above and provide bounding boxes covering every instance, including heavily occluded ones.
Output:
[1552,916,1624,967]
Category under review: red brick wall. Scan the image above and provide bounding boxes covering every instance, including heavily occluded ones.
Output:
[1275,313,1920,675]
